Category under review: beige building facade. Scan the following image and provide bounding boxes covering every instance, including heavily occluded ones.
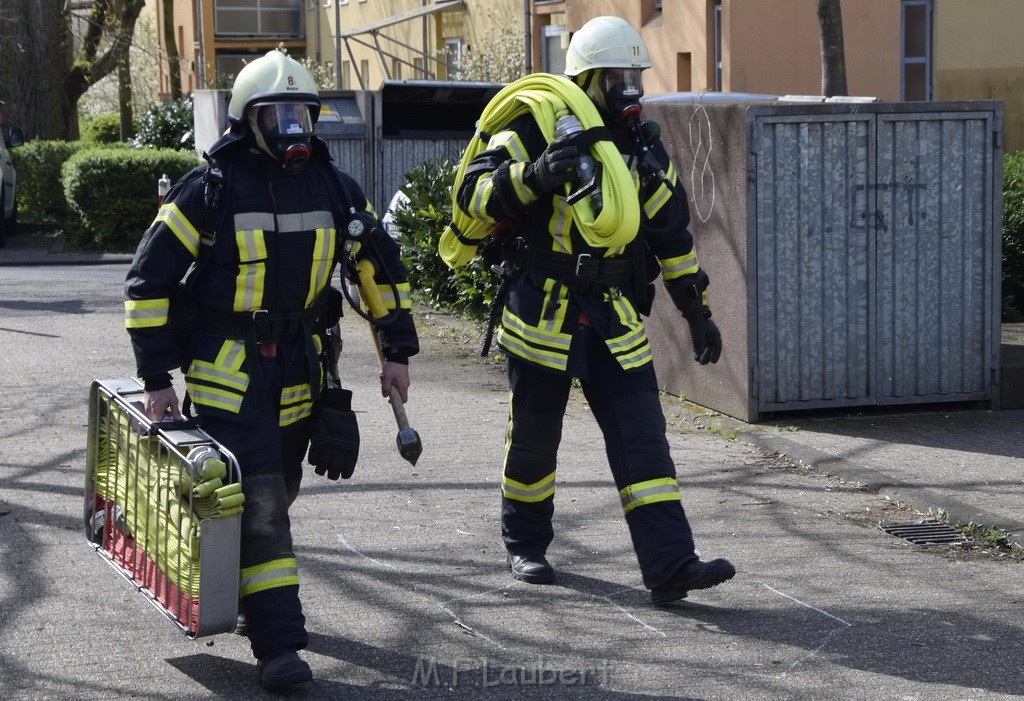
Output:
[149,1,1024,150]
[151,0,519,95]
[530,0,1024,150]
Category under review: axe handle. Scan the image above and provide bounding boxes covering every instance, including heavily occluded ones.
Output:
[355,261,411,430]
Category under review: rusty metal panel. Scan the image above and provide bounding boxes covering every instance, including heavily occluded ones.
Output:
[875,112,995,401]
[754,115,874,410]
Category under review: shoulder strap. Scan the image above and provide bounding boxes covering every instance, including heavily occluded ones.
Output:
[185,153,230,293]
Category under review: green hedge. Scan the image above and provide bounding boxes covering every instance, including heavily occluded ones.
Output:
[12,140,91,223]
[392,158,493,321]
[62,147,200,251]
[82,113,123,145]
[1003,152,1024,322]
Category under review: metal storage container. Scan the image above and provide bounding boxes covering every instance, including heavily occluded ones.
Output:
[641,97,1003,422]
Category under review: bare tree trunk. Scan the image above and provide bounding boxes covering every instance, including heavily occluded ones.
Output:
[0,0,65,139]
[817,0,848,97]
[162,0,182,99]
[59,0,146,140]
[118,53,134,141]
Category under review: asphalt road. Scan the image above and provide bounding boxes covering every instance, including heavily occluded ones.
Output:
[1,261,1022,700]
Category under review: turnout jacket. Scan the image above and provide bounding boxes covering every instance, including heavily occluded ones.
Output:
[125,133,418,424]
[456,112,704,374]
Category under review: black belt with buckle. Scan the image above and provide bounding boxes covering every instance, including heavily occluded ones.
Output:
[526,248,633,293]
[199,297,325,343]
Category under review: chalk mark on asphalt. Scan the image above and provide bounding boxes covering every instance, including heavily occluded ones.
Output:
[437,586,510,649]
[755,580,854,678]
[603,587,669,637]
[336,533,398,569]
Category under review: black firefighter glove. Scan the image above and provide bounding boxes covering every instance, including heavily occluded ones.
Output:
[524,134,579,194]
[665,271,723,366]
[308,388,360,480]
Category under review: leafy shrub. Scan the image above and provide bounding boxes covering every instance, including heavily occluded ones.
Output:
[1002,152,1024,322]
[62,147,200,250]
[133,94,194,151]
[12,140,91,223]
[82,113,123,144]
[391,158,494,321]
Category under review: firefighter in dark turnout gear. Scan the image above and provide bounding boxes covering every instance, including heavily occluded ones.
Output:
[446,16,733,604]
[124,50,418,688]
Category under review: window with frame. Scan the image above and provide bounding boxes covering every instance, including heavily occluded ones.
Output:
[215,0,303,38]
[901,0,932,100]
[541,24,566,75]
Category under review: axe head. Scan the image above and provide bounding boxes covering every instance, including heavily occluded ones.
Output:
[396,427,422,466]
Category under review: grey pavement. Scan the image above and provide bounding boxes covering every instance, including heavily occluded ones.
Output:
[1,237,1023,700]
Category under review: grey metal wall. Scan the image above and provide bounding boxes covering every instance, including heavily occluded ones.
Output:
[376,138,466,215]
[642,98,1002,422]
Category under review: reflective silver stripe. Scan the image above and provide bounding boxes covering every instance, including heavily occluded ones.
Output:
[278,210,334,233]
[157,203,201,257]
[189,360,248,392]
[661,252,699,279]
[281,384,312,404]
[124,298,170,328]
[187,385,244,413]
[501,308,571,350]
[469,173,498,221]
[497,328,569,371]
[550,198,572,253]
[619,478,680,514]
[490,130,529,162]
[502,472,556,502]
[234,212,275,232]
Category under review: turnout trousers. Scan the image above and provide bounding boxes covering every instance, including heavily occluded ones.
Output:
[199,350,310,660]
[501,325,697,589]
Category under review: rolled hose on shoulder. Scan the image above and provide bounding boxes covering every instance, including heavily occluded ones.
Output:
[439,74,640,269]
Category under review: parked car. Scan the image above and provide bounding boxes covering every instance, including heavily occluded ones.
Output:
[0,124,25,247]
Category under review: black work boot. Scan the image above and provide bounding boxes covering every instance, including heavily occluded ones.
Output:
[257,649,312,690]
[507,553,555,584]
[650,558,736,605]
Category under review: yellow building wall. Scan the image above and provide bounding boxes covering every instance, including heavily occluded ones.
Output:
[934,0,1024,151]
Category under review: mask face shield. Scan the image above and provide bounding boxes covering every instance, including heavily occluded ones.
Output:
[251,102,315,172]
[600,68,645,124]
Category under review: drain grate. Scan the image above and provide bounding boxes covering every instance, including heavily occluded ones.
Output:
[881,519,967,545]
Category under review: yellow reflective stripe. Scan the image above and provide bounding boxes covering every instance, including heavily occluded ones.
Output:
[539,279,568,335]
[501,307,572,350]
[186,383,244,413]
[156,203,200,257]
[509,161,538,205]
[549,198,573,254]
[280,402,313,426]
[281,383,312,405]
[234,229,267,311]
[239,557,299,597]
[306,227,335,307]
[661,251,699,281]
[215,339,246,370]
[468,173,499,221]
[644,181,672,219]
[189,359,248,392]
[607,297,652,369]
[124,298,170,328]
[489,130,529,163]
[497,328,568,371]
[620,477,680,515]
[502,471,557,502]
[378,282,412,310]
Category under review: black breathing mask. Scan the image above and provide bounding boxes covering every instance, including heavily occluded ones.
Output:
[253,102,315,173]
[600,68,645,126]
